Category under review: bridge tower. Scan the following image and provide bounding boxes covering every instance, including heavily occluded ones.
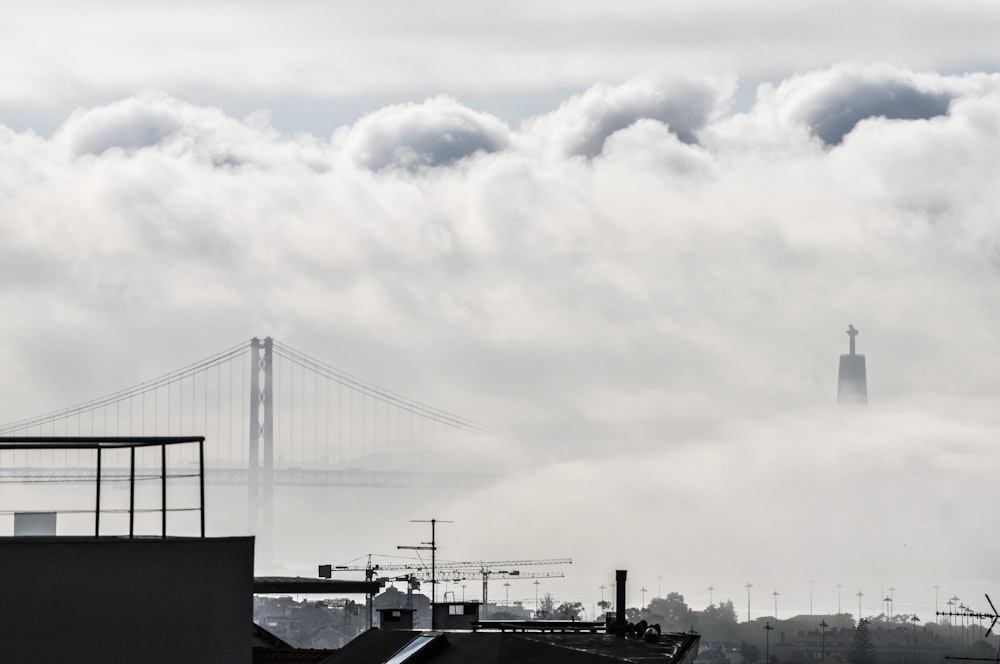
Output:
[249,337,274,569]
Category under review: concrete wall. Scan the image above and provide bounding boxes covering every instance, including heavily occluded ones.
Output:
[0,536,254,664]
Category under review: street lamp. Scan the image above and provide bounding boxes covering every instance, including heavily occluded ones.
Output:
[820,619,828,664]
[765,621,774,664]
[857,591,864,621]
[642,587,647,608]
[837,584,843,614]
[884,596,893,622]
[708,585,715,607]
[534,580,541,615]
[746,582,753,622]
[504,582,510,608]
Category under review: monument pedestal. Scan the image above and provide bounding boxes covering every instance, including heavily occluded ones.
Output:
[837,324,868,406]
[837,353,867,405]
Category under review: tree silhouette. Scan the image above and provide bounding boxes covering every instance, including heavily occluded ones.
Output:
[646,592,695,631]
[847,619,878,664]
[739,641,761,663]
[699,600,740,642]
[553,601,584,620]
[536,592,556,618]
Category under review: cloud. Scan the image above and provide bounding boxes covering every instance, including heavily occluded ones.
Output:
[524,77,731,157]
[338,96,510,171]
[2,67,1000,613]
[57,93,186,157]
[752,65,974,145]
[54,92,331,173]
[5,1,1000,140]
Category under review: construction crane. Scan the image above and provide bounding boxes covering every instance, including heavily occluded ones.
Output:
[430,559,571,617]
[321,555,572,619]
[318,555,424,629]
[434,569,566,617]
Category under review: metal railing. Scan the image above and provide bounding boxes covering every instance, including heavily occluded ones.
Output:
[0,436,206,538]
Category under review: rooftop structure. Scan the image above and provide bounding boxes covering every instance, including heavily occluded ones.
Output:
[0,435,208,537]
[334,569,701,664]
[335,628,701,664]
[0,435,251,663]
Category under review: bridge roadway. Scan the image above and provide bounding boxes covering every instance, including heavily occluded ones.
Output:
[0,467,493,488]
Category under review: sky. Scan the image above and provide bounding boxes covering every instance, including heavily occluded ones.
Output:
[2,0,1000,623]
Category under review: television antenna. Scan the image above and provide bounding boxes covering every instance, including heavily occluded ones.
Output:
[937,593,1000,662]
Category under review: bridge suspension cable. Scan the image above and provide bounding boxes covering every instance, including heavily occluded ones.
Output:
[0,341,249,435]
[271,341,488,433]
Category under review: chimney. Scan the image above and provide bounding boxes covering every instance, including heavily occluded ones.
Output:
[616,570,627,638]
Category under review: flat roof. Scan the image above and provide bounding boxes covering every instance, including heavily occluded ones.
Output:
[0,435,204,450]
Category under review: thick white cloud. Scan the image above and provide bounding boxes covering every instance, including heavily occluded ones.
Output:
[54,92,331,171]
[755,65,986,146]
[338,96,510,171]
[523,77,731,157]
[2,67,1000,615]
[4,1,1000,137]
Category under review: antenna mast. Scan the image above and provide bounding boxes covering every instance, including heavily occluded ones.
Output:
[398,518,452,629]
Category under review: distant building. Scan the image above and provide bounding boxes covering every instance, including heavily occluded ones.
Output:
[770,616,955,664]
[837,324,868,406]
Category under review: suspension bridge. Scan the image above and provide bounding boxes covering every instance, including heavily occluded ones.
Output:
[0,337,493,562]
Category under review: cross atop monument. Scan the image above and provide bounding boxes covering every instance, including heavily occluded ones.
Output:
[846,324,858,355]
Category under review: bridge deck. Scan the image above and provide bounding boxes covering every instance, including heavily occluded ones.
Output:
[0,467,493,488]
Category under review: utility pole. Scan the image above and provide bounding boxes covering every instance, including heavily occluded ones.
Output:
[746,582,753,622]
[820,619,828,664]
[398,518,451,629]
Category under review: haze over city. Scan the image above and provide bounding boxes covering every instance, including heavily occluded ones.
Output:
[2,0,999,622]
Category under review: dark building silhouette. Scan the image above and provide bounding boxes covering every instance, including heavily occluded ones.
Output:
[837,324,868,406]
[0,535,255,664]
